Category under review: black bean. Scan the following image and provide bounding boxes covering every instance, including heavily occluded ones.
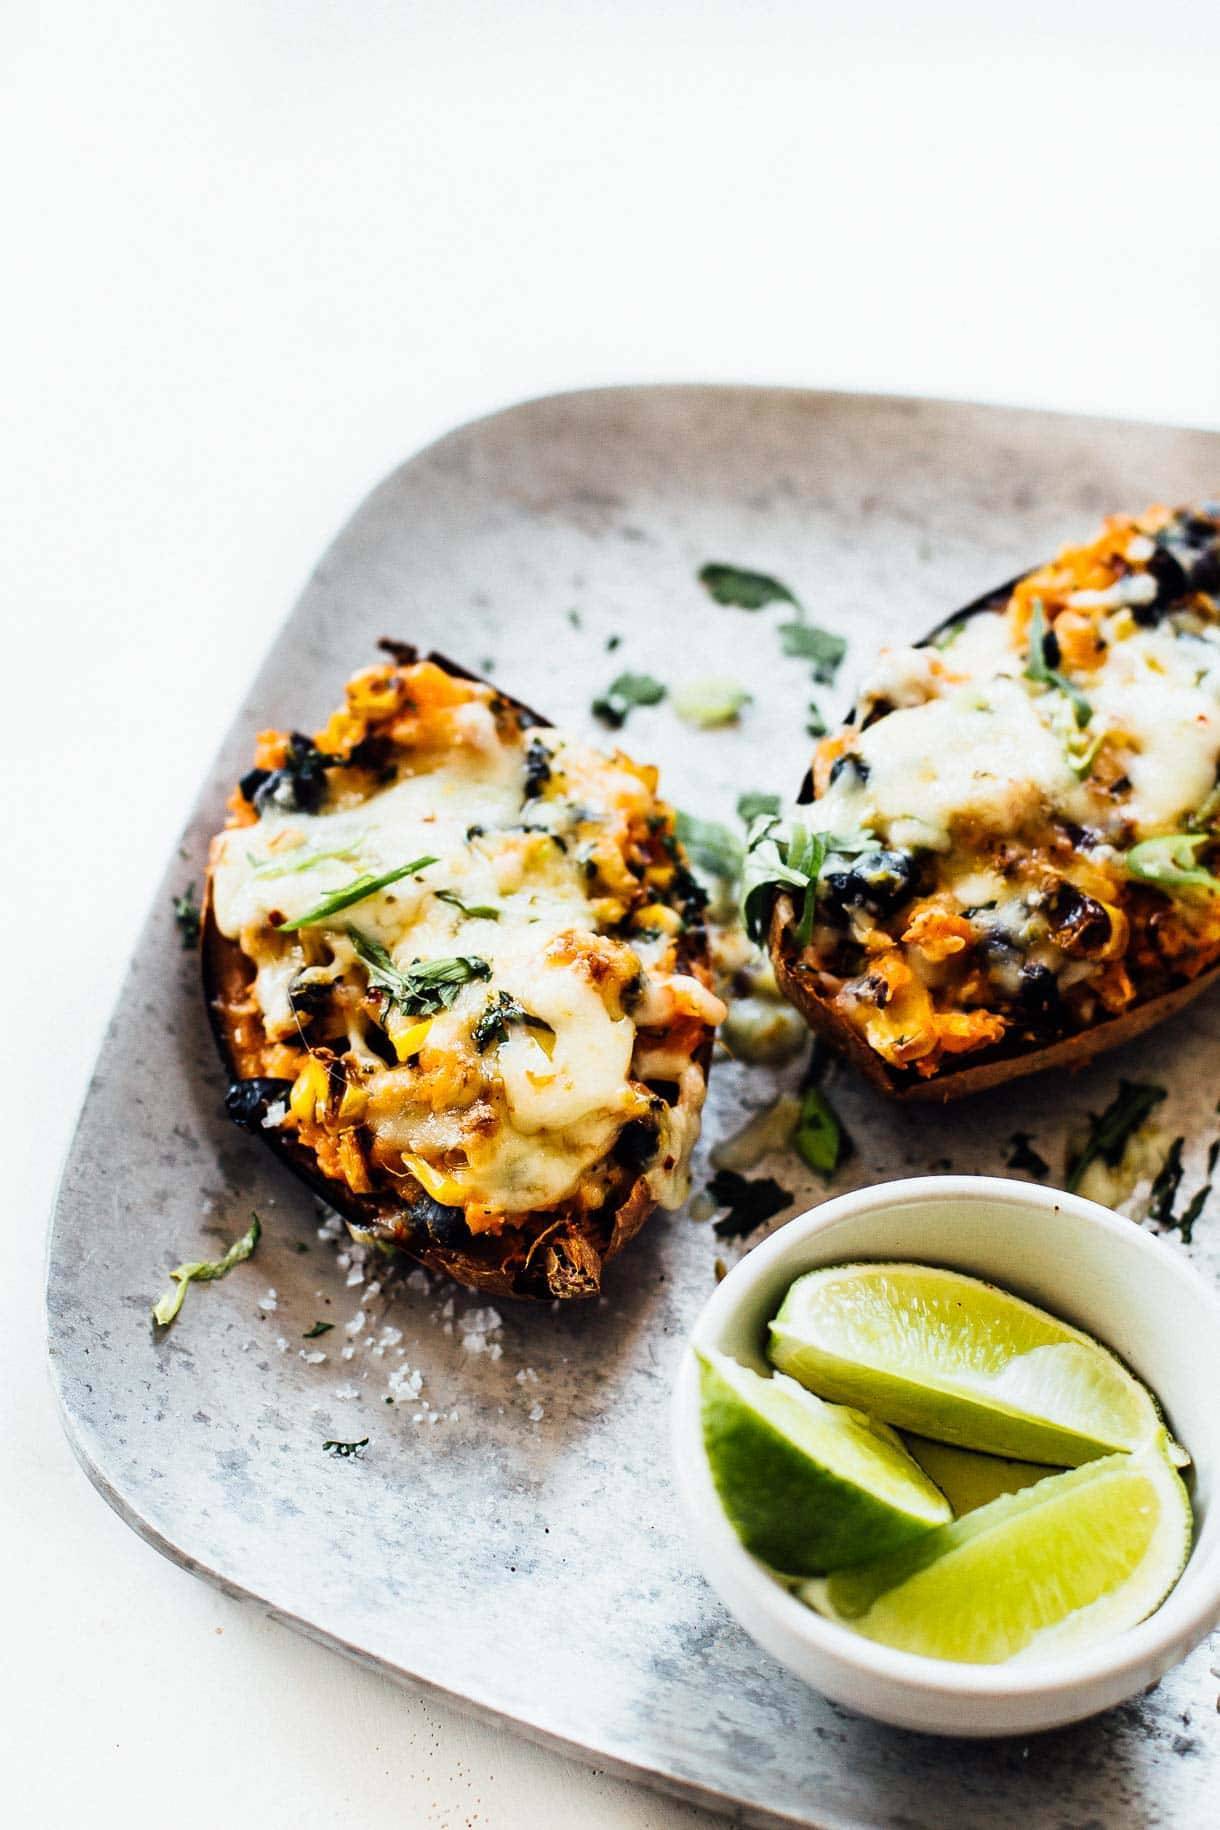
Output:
[224,1077,294,1129]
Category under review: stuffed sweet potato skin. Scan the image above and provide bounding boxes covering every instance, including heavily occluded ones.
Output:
[768,506,1220,1101]
[203,646,718,1296]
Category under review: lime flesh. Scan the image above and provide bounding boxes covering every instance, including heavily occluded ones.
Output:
[902,1435,1057,1516]
[802,1434,1192,1664]
[698,1349,951,1576]
[769,1262,1169,1467]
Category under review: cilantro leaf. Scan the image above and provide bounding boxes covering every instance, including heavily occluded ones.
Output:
[792,1085,849,1178]
[698,563,799,611]
[1065,1081,1166,1193]
[1025,601,1093,728]
[676,811,744,881]
[172,884,201,950]
[303,1321,334,1339]
[779,620,847,684]
[736,791,781,825]
[349,930,491,1016]
[434,888,501,920]
[707,1169,793,1239]
[323,1438,369,1457]
[592,673,667,728]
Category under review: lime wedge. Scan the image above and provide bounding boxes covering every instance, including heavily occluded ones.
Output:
[698,1349,951,1575]
[802,1433,1192,1664]
[769,1262,1171,1467]
[902,1435,1057,1516]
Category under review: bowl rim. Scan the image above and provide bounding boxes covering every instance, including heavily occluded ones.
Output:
[672,1173,1220,1703]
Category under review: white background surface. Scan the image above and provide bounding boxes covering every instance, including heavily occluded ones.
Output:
[7,4,1220,1825]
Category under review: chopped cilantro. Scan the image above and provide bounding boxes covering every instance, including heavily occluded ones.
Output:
[172,884,201,950]
[1147,1137,1186,1227]
[675,811,743,881]
[698,563,799,611]
[323,1438,369,1457]
[473,990,554,1051]
[779,620,847,685]
[152,1214,261,1327]
[707,1169,793,1239]
[1174,1183,1209,1244]
[741,816,828,945]
[350,931,491,1016]
[805,700,828,738]
[592,672,667,728]
[1065,1080,1166,1193]
[303,1321,334,1339]
[1006,1132,1050,1179]
[736,791,781,825]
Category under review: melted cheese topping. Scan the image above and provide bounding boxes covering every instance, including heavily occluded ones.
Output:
[212,708,721,1220]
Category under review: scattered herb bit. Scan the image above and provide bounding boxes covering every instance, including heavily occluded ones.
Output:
[741,817,828,944]
[672,678,752,728]
[1125,833,1220,896]
[806,700,828,738]
[1025,601,1093,728]
[523,737,552,801]
[1065,1080,1167,1194]
[350,931,491,1016]
[323,1438,369,1457]
[294,1242,310,1254]
[1174,1183,1209,1244]
[698,563,798,611]
[172,884,201,949]
[1006,1132,1050,1178]
[779,620,848,685]
[274,857,438,932]
[792,1085,849,1178]
[303,1321,334,1339]
[1208,1138,1220,1177]
[434,888,500,920]
[592,672,667,728]
[736,791,781,825]
[606,633,621,651]
[675,811,743,881]
[567,608,582,628]
[152,1214,261,1327]
[707,1169,793,1240]
[1147,1137,1186,1227]
[473,990,555,1051]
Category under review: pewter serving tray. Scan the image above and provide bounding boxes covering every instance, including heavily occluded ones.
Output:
[49,388,1220,1828]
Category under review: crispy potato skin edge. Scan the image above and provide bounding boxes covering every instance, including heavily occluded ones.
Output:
[769,891,1219,1103]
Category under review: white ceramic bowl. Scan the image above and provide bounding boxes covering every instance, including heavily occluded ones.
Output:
[672,1175,1220,1737]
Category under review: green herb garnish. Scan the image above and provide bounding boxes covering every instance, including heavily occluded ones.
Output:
[592,672,667,728]
[323,1438,369,1457]
[792,1085,848,1178]
[707,1169,793,1239]
[698,563,799,611]
[152,1214,261,1327]
[472,990,555,1051]
[740,816,828,944]
[275,857,438,932]
[1065,1081,1167,1194]
[1147,1137,1186,1227]
[1025,601,1093,728]
[676,811,744,881]
[349,931,491,1015]
[303,1321,334,1339]
[736,791,781,825]
[779,620,847,685]
[1006,1132,1050,1178]
[435,888,501,920]
[1125,833,1220,896]
[1174,1183,1209,1244]
[172,884,201,949]
[806,700,828,738]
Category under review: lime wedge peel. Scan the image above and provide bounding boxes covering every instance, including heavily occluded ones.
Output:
[698,1349,951,1577]
[769,1262,1184,1469]
[800,1432,1192,1666]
